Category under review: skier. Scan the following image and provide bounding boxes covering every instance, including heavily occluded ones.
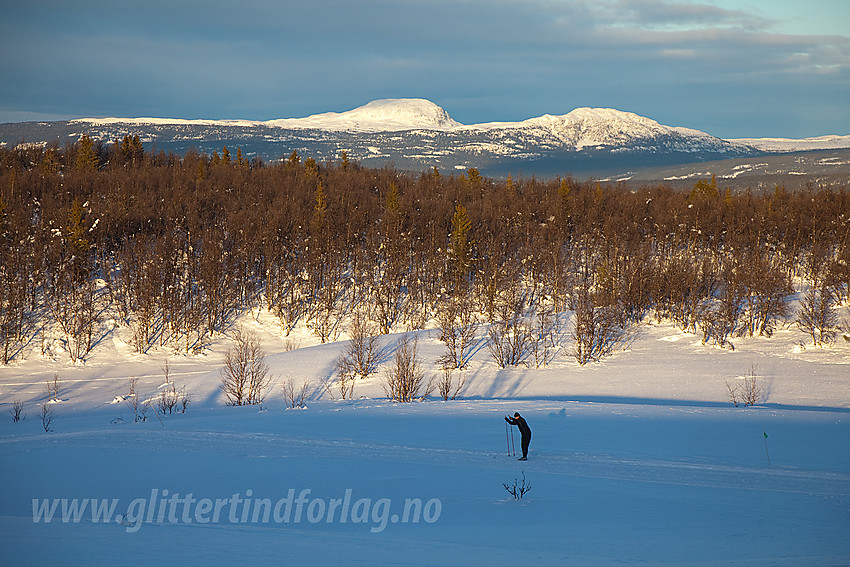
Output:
[505,412,532,460]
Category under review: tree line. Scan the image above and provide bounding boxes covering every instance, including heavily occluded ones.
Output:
[0,137,848,367]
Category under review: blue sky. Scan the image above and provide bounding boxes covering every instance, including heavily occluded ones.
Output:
[1,0,847,138]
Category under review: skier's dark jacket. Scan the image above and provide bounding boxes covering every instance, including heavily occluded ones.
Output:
[505,415,531,439]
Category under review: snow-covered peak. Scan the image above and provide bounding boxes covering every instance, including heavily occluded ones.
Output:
[75,99,464,133]
[466,106,729,150]
[470,107,661,130]
[68,101,769,153]
[267,98,463,132]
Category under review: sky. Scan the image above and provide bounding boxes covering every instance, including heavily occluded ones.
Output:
[1,0,848,138]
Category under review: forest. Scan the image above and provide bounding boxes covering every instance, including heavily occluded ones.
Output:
[0,135,848,372]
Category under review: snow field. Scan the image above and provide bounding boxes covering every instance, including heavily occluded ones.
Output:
[1,307,849,565]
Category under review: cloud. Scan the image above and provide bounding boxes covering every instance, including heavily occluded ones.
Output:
[659,48,697,58]
[0,0,846,137]
[591,0,773,31]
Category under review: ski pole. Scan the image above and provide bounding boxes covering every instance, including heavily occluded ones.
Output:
[510,424,516,457]
[506,420,510,456]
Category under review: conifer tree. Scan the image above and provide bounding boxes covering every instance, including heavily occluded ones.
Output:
[690,175,718,200]
[450,203,472,289]
[385,182,400,214]
[75,135,99,171]
[304,157,318,177]
[310,180,327,239]
[117,134,144,166]
[466,167,482,187]
[558,178,571,201]
[41,147,59,175]
[66,198,90,282]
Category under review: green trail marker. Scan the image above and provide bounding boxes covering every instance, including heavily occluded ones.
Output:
[763,430,771,465]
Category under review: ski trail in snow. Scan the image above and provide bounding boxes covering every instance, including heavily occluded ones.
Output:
[7,428,848,499]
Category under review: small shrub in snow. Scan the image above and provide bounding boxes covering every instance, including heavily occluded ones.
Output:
[125,378,150,422]
[530,307,560,368]
[437,366,466,401]
[796,286,839,346]
[384,336,433,402]
[726,365,764,407]
[220,327,271,406]
[179,388,191,413]
[699,302,737,350]
[502,471,531,499]
[155,359,190,415]
[39,403,54,432]
[281,377,310,408]
[156,383,180,415]
[334,367,356,400]
[10,399,25,422]
[336,312,380,380]
[487,315,532,368]
[570,286,625,365]
[436,296,477,370]
[45,373,60,402]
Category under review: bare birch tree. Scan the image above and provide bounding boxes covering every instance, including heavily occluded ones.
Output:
[220,327,272,405]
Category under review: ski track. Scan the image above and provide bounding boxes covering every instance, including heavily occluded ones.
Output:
[6,428,848,500]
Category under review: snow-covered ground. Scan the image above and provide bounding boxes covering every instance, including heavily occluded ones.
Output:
[2,307,849,566]
[730,135,850,152]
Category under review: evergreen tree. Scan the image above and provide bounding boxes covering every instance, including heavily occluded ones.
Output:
[310,180,327,239]
[385,182,400,214]
[75,135,99,171]
[450,203,472,288]
[66,198,91,282]
[690,175,718,200]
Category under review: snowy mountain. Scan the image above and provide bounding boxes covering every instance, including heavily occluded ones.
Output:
[266,98,464,132]
[0,98,819,176]
[465,107,740,152]
[76,98,464,133]
[72,100,748,154]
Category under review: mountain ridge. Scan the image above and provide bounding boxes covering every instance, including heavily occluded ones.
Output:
[66,98,850,153]
[4,99,849,182]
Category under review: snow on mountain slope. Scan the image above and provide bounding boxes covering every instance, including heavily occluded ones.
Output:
[77,99,463,133]
[52,99,850,159]
[468,107,747,152]
[73,100,736,148]
[730,134,850,152]
[73,116,263,127]
[267,98,463,132]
